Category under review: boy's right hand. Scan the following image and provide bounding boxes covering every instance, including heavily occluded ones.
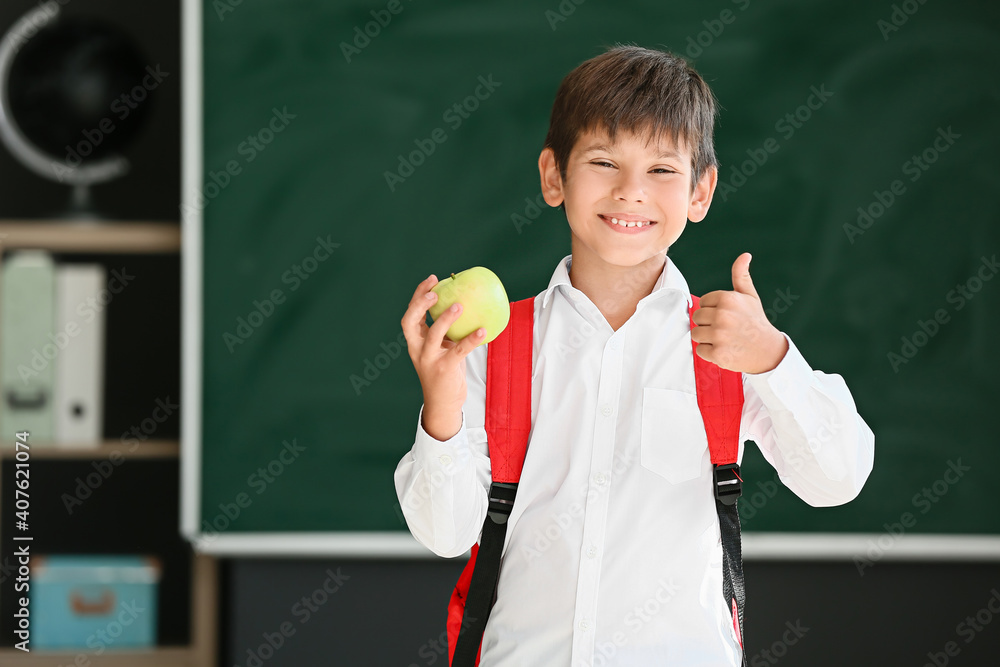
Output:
[401,275,486,432]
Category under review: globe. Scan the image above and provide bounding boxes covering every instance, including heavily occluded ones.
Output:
[0,6,153,216]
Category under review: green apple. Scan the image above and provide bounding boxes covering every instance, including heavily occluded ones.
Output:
[428,266,510,346]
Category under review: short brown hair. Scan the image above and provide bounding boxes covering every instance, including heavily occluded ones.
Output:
[543,44,719,192]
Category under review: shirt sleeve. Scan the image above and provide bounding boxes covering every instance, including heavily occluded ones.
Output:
[393,342,493,558]
[739,331,876,507]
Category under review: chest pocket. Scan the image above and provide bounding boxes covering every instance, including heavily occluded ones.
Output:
[640,387,710,484]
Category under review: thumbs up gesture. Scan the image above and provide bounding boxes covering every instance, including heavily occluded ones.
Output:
[691,252,789,374]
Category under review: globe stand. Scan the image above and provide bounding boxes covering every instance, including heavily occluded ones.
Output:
[65,184,105,221]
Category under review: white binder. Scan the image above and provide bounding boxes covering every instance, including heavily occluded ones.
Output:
[54,263,106,447]
[0,251,56,444]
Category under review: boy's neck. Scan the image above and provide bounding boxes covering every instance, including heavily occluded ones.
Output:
[567,247,667,331]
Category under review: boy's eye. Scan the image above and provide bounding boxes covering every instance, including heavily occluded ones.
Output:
[590,161,677,174]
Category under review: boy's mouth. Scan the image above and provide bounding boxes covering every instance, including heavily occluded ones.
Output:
[600,214,657,230]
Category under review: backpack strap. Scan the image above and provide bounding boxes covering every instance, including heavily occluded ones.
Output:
[449,296,534,667]
[689,293,748,665]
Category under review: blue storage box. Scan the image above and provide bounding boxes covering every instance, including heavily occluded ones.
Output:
[29,555,161,650]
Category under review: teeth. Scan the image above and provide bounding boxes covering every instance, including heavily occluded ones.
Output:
[610,217,652,227]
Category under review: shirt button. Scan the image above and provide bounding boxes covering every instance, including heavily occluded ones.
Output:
[439,454,452,466]
[610,337,621,351]
[594,473,607,486]
[586,545,597,558]
[600,404,613,417]
[579,620,589,631]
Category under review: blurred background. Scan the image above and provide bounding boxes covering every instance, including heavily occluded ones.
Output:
[0,0,997,665]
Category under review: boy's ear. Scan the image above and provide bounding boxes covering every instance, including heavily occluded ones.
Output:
[687,165,718,223]
[539,147,565,207]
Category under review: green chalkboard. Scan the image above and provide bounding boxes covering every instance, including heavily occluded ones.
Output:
[195,0,1000,542]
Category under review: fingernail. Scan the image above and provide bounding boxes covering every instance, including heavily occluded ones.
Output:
[451,303,460,312]
[425,292,436,300]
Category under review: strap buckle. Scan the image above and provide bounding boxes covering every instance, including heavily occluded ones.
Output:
[487,482,518,524]
[713,463,742,506]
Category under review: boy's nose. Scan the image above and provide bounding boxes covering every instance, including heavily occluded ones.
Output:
[612,175,647,203]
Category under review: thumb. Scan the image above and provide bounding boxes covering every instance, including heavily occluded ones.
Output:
[732,252,759,298]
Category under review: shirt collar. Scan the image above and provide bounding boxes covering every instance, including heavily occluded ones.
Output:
[540,253,694,311]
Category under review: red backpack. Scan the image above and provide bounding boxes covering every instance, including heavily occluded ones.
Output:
[446,294,748,666]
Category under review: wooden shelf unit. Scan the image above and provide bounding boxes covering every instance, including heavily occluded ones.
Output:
[0,221,180,253]
[0,220,216,665]
[0,553,217,667]
[0,440,179,459]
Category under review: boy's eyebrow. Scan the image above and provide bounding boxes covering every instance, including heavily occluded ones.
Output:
[581,143,682,159]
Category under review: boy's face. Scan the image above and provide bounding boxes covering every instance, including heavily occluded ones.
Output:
[539,125,717,269]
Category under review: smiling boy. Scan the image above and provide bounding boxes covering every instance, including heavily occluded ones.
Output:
[397,44,874,666]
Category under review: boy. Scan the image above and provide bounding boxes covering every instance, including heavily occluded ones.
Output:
[396,44,874,666]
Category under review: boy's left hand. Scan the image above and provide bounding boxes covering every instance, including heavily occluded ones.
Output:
[691,252,789,374]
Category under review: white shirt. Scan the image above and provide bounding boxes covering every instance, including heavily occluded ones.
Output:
[395,253,875,666]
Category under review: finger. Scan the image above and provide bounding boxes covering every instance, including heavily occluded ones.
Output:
[424,300,465,352]
[402,274,439,331]
[401,275,440,354]
[694,341,714,363]
[691,306,716,326]
[690,324,712,344]
[697,290,726,308]
[731,252,759,299]
[450,324,487,360]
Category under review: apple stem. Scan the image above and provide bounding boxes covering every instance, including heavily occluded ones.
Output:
[451,273,456,279]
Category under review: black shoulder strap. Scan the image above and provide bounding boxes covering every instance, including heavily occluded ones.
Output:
[452,297,534,666]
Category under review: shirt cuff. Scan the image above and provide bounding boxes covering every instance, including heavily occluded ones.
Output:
[743,332,816,410]
[413,403,472,475]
